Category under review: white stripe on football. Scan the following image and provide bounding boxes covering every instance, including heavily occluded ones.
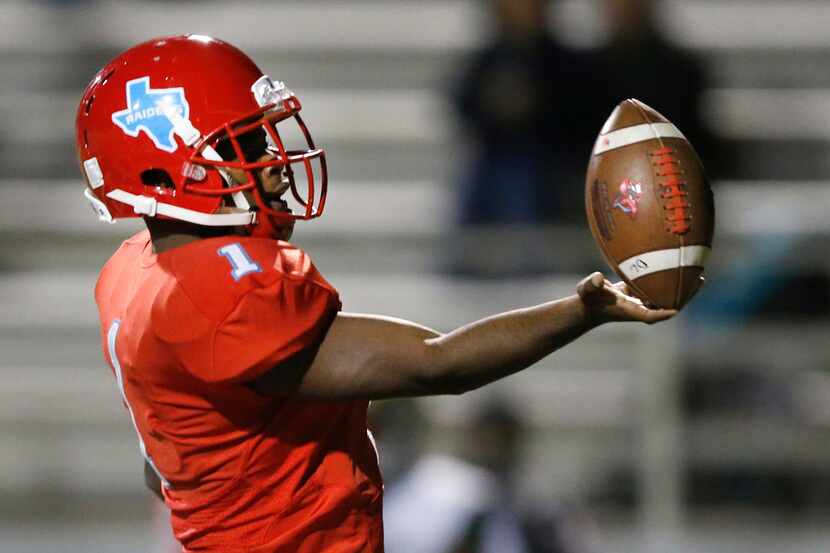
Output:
[593,122,687,156]
[618,245,711,281]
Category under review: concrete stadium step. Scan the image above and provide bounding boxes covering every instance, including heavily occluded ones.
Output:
[5,45,830,97]
[711,48,830,90]
[11,88,830,148]
[3,178,830,237]
[8,137,830,183]
[0,179,452,238]
[6,136,830,182]
[4,1,830,54]
[1,89,448,146]
[0,48,463,94]
[3,178,830,276]
[0,139,454,182]
[5,88,830,180]
[0,177,602,274]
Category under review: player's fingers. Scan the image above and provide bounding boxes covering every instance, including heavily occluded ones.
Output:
[625,294,645,307]
[641,308,678,324]
[611,281,647,307]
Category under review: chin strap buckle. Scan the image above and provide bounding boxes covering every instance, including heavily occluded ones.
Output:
[83,187,115,223]
[163,104,201,147]
[131,195,158,217]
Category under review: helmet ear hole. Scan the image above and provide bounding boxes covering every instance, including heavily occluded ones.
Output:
[140,168,175,189]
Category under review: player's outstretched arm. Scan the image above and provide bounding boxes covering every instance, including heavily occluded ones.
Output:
[250,272,675,400]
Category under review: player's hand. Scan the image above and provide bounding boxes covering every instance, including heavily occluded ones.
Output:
[577,271,677,325]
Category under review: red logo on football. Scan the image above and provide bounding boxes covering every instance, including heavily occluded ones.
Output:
[612,179,643,219]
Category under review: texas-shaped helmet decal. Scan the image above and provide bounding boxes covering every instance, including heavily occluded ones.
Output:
[111,77,190,153]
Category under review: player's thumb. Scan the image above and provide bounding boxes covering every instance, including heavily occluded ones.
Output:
[577,271,605,300]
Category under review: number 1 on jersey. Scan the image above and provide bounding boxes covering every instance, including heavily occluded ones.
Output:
[218,243,262,281]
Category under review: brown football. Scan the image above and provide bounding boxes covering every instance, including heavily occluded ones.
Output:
[585,99,714,309]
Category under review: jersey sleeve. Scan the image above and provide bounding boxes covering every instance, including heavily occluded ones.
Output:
[203,275,340,384]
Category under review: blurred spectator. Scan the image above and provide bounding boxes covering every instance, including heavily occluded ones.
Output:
[593,0,726,178]
[369,399,431,484]
[383,400,596,553]
[450,0,604,229]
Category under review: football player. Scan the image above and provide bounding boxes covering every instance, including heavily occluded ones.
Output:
[76,35,675,553]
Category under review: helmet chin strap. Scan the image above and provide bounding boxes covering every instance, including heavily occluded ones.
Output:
[97,111,259,227]
[197,144,252,211]
[106,188,256,226]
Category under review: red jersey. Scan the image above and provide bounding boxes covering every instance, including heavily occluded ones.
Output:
[95,231,383,552]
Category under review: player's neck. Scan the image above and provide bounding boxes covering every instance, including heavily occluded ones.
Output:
[145,217,236,254]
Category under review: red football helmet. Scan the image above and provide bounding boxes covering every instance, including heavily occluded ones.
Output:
[75,34,327,231]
